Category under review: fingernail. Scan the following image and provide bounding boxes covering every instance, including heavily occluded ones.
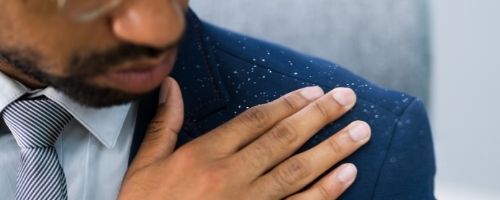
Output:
[332,88,356,107]
[159,79,170,104]
[336,164,357,183]
[348,121,370,141]
[300,86,324,100]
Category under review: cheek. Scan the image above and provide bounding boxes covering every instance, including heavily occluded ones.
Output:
[0,28,64,77]
[1,29,120,78]
[0,1,124,76]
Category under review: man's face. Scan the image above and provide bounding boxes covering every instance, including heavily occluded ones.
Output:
[0,0,189,107]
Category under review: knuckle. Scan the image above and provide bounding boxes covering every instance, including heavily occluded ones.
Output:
[312,101,332,120]
[201,160,245,193]
[147,104,169,132]
[327,137,344,155]
[145,121,176,144]
[270,121,299,146]
[205,163,231,182]
[281,94,304,111]
[146,119,164,135]
[239,105,271,129]
[274,157,311,188]
[317,182,332,200]
[197,166,230,193]
[146,120,177,142]
[242,142,273,170]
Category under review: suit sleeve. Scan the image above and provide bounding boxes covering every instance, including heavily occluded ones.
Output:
[372,99,436,200]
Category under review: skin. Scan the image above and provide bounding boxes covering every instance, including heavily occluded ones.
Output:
[121,80,371,200]
[0,0,188,106]
[0,0,372,199]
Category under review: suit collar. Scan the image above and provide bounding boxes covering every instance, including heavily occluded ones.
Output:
[129,9,230,163]
[170,10,231,119]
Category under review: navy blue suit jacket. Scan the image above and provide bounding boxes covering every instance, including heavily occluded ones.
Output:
[129,10,436,200]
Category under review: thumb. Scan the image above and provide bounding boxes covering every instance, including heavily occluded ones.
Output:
[129,77,184,173]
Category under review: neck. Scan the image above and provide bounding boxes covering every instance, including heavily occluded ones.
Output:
[0,60,45,89]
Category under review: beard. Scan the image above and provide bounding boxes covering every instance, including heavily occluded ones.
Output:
[0,42,176,108]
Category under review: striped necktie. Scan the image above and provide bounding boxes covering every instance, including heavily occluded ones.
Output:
[1,97,72,200]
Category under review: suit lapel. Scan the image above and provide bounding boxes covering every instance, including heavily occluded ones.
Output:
[128,9,231,164]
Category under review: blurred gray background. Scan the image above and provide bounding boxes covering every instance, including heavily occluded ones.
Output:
[191,0,500,199]
[191,0,431,104]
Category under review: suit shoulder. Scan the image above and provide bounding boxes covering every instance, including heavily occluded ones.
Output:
[194,22,435,199]
[200,22,418,117]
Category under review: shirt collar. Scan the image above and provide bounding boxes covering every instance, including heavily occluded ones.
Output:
[0,72,28,134]
[0,72,28,114]
[0,71,131,149]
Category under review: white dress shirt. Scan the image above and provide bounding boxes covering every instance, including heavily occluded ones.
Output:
[0,71,137,200]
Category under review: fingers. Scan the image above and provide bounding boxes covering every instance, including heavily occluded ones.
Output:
[128,77,184,174]
[236,88,356,177]
[286,164,357,200]
[252,121,370,199]
[198,86,324,155]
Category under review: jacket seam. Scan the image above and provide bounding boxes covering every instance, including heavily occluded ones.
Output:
[214,47,410,116]
[188,11,223,100]
[368,98,419,200]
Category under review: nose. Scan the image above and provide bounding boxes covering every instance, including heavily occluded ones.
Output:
[111,0,186,48]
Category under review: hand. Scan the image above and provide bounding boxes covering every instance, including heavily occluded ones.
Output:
[118,77,371,200]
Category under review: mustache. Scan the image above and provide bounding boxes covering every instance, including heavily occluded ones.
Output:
[68,41,180,78]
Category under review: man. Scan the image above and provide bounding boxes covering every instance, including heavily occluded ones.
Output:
[0,0,435,199]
